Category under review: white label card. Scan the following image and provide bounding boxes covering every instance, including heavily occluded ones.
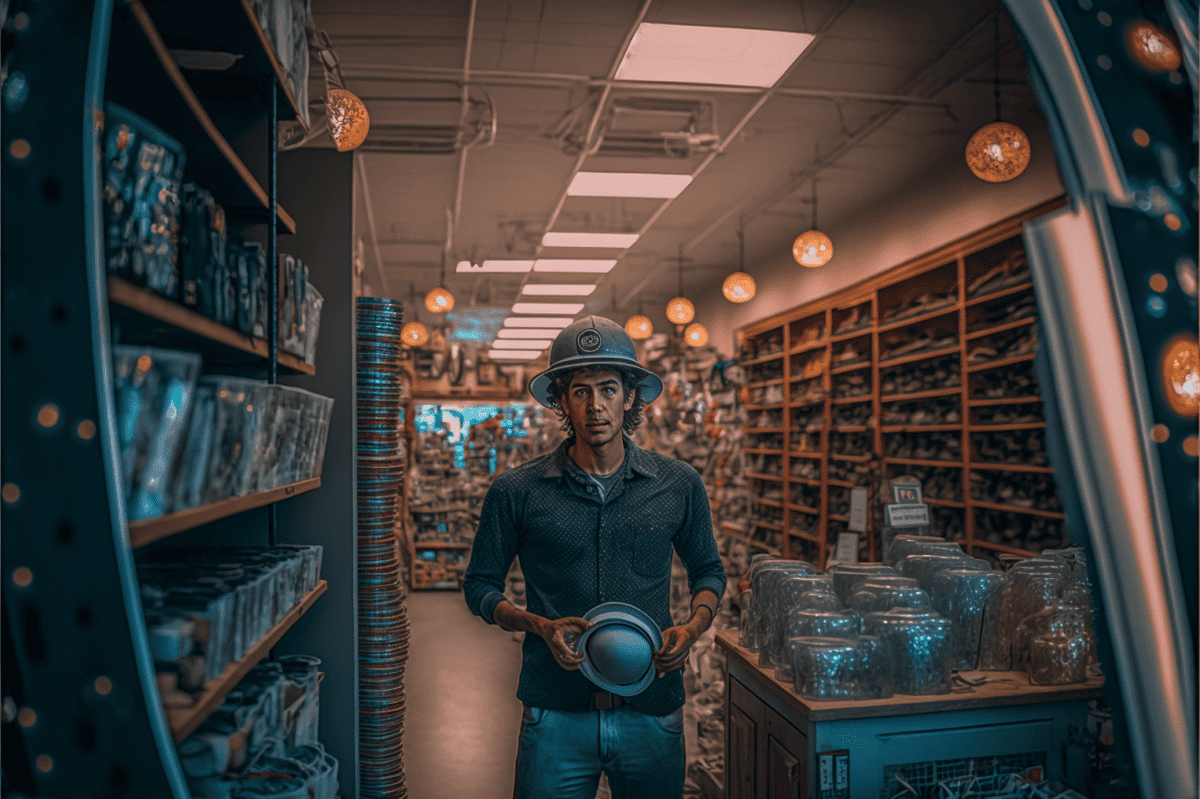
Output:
[835,532,859,564]
[885,503,931,527]
[848,488,868,532]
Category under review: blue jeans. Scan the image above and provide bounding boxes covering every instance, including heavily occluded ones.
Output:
[513,703,686,799]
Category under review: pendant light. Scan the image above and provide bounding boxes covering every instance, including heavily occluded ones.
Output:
[425,258,455,314]
[1124,20,1182,73]
[965,13,1030,183]
[625,288,653,340]
[792,180,833,268]
[280,28,370,152]
[666,247,695,325]
[684,322,709,348]
[401,282,429,347]
[722,219,757,303]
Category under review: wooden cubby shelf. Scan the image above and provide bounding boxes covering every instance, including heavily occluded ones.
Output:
[129,478,321,548]
[108,277,315,375]
[744,448,784,456]
[754,498,784,508]
[731,197,1067,565]
[722,523,780,555]
[166,580,327,742]
[739,352,785,366]
[747,378,785,389]
[746,473,784,483]
[751,520,783,532]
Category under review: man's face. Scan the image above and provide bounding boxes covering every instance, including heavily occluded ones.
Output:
[564,368,635,448]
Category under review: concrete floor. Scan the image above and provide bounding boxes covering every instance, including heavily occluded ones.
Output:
[402,590,525,799]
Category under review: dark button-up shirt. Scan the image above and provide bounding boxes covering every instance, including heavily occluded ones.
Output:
[463,436,726,715]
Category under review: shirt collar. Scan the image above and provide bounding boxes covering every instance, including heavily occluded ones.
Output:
[543,435,658,480]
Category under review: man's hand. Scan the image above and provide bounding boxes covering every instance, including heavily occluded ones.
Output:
[538,616,592,671]
[653,624,701,677]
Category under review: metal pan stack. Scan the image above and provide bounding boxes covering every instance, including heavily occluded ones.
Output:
[355,297,410,799]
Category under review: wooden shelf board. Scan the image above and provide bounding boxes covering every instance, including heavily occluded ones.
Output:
[828,514,850,523]
[744,448,784,456]
[747,378,785,389]
[965,281,1035,307]
[829,453,871,463]
[830,361,871,375]
[745,472,784,483]
[966,316,1038,341]
[881,387,962,403]
[120,1,296,234]
[967,461,1054,474]
[827,479,854,488]
[878,345,961,369]
[831,327,873,342]
[968,539,1040,556]
[788,339,829,355]
[744,403,784,411]
[833,425,868,433]
[130,478,321,547]
[968,396,1043,406]
[744,427,785,434]
[789,450,822,460]
[108,277,315,375]
[235,0,306,123]
[787,503,820,515]
[721,525,780,555]
[925,497,966,508]
[969,422,1046,431]
[787,396,828,408]
[966,352,1037,372]
[876,302,960,333]
[883,457,964,468]
[788,476,821,486]
[739,351,784,366]
[753,497,784,508]
[750,519,783,531]
[166,580,327,742]
[971,500,1065,519]
[788,529,820,542]
[831,395,873,405]
[880,423,962,433]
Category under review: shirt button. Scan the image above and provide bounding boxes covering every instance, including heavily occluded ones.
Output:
[587,487,594,493]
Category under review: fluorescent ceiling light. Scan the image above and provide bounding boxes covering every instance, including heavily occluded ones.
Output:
[616,23,813,87]
[492,339,552,349]
[542,232,639,249]
[533,259,619,273]
[568,172,693,198]
[512,302,585,315]
[503,317,575,328]
[498,328,564,339]
[490,349,544,360]
[456,259,535,273]
[521,284,597,296]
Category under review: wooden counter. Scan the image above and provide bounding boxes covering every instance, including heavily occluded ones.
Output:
[714,629,1102,799]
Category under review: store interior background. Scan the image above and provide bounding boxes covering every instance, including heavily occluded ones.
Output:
[307,2,1077,798]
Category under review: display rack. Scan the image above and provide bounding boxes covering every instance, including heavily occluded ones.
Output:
[1,2,347,797]
[736,197,1068,568]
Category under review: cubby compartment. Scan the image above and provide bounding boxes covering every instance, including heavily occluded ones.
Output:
[879,313,960,364]
[788,312,826,351]
[831,400,872,429]
[747,383,785,406]
[746,451,783,476]
[739,327,784,361]
[878,261,958,326]
[970,469,1062,513]
[832,299,873,337]
[965,236,1029,299]
[828,485,852,519]
[828,458,874,485]
[970,359,1041,400]
[747,407,784,429]
[880,354,960,397]
[830,332,870,370]
[970,430,1050,467]
[886,463,963,502]
[787,482,818,510]
[881,394,961,427]
[829,430,871,458]
[973,508,1068,552]
[789,374,827,405]
[745,430,784,450]
[970,399,1045,427]
[966,286,1038,335]
[790,347,830,383]
[965,324,1038,366]
[884,430,962,462]
[832,370,872,399]
[747,357,784,383]
[930,505,966,541]
[790,457,820,481]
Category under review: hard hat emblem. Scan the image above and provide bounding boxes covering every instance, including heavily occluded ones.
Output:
[577,329,602,353]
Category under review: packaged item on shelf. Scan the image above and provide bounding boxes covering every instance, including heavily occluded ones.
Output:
[199,376,263,503]
[180,182,227,318]
[278,253,311,357]
[112,346,203,520]
[103,103,187,296]
[301,282,324,365]
[231,242,256,336]
[251,384,335,491]
[245,242,270,339]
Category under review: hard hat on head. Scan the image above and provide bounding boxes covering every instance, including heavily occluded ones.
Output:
[528,315,663,408]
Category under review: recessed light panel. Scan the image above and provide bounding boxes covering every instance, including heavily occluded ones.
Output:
[567,172,693,198]
[615,23,814,87]
[498,328,564,339]
[456,260,535,273]
[512,302,585,315]
[492,339,552,349]
[533,259,619,273]
[503,317,575,328]
[521,284,597,296]
[541,233,639,249]
[490,349,544,360]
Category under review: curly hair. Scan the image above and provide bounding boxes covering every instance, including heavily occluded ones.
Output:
[545,365,648,438]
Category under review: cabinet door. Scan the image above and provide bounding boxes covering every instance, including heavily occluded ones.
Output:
[765,705,808,799]
[727,701,758,799]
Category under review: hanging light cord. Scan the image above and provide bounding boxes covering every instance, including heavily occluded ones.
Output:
[811,181,819,232]
[993,12,1002,123]
[677,245,685,298]
[738,217,746,271]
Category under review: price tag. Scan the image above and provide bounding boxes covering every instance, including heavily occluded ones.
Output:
[835,532,859,564]
[891,479,922,504]
[817,750,850,799]
[885,503,931,527]
[848,488,868,532]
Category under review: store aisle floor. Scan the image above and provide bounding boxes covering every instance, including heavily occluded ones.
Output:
[403,589,524,799]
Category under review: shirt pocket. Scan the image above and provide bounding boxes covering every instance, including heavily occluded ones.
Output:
[633,528,672,577]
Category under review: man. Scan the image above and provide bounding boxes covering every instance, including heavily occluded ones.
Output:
[464,316,726,799]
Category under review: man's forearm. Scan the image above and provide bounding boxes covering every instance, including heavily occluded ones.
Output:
[686,589,721,636]
[492,599,549,637]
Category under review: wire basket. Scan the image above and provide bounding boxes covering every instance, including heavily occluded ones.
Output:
[881,752,1048,799]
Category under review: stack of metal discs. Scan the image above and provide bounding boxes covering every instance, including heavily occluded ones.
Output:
[355,297,410,799]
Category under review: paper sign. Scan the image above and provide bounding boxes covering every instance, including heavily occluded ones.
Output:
[891,479,922,504]
[835,532,859,564]
[818,751,850,799]
[848,488,868,532]
[885,503,931,527]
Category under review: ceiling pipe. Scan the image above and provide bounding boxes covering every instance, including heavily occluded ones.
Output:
[355,153,390,296]
[342,64,955,108]
[447,0,478,260]
[619,10,1005,308]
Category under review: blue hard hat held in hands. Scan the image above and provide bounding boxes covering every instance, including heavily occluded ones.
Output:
[574,602,664,697]
[528,316,664,408]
